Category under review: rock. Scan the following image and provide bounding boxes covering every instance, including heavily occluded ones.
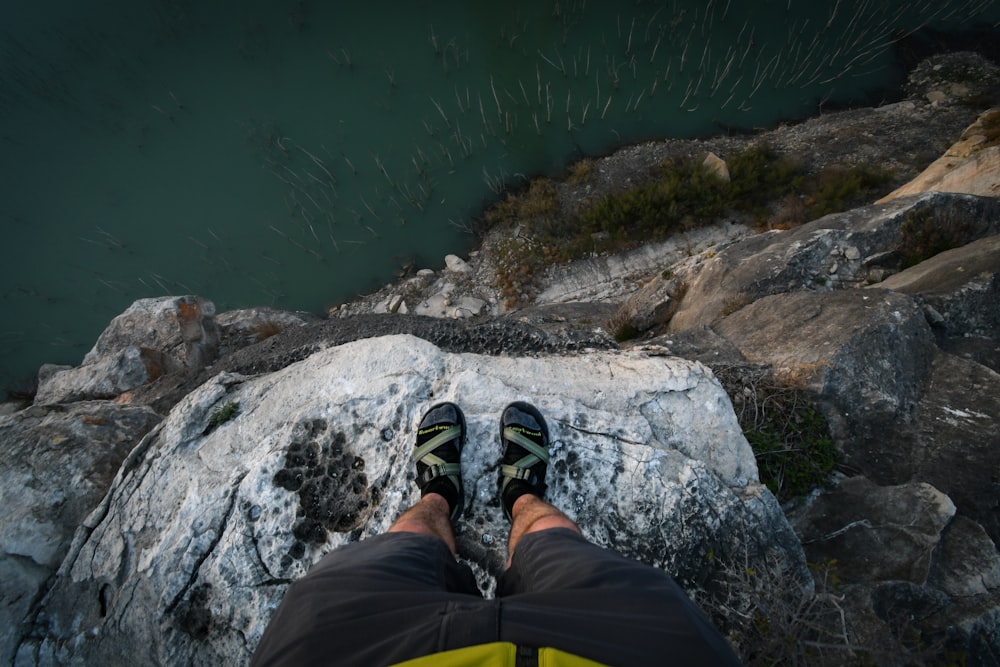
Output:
[611,273,685,335]
[926,90,949,105]
[877,351,1000,545]
[35,297,220,405]
[666,193,1000,332]
[871,234,1000,371]
[451,296,486,318]
[216,307,320,357]
[445,254,472,273]
[702,152,731,182]
[15,335,803,665]
[84,296,218,371]
[878,107,1000,202]
[0,402,161,664]
[789,476,955,584]
[34,347,159,405]
[928,517,1000,598]
[713,289,936,440]
[535,221,750,305]
[882,143,1000,201]
[414,292,450,317]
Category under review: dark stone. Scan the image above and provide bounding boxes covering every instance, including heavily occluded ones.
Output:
[272,423,374,549]
[173,583,214,641]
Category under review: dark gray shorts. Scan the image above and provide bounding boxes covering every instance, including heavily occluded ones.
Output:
[251,528,741,667]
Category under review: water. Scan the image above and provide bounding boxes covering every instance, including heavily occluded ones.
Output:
[1,0,997,391]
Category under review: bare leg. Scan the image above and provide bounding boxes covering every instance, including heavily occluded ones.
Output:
[506,494,581,568]
[388,493,456,554]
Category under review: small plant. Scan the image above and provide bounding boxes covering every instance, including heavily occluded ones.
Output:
[205,401,241,434]
[768,194,809,229]
[715,365,838,503]
[253,320,283,341]
[566,158,595,185]
[806,163,894,219]
[699,556,860,666]
[607,305,639,342]
[899,207,973,268]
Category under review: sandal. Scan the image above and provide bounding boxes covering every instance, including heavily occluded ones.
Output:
[498,401,550,520]
[413,402,466,521]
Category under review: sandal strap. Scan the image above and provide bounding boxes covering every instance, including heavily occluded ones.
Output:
[418,462,462,485]
[502,426,550,464]
[412,425,463,462]
[500,463,540,482]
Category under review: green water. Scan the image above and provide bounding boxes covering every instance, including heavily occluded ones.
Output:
[1,0,997,391]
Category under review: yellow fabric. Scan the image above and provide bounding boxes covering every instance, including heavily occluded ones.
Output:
[539,647,609,667]
[390,642,609,667]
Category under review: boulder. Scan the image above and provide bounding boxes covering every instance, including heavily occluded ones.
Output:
[664,192,1000,332]
[713,289,936,441]
[878,108,1000,202]
[33,348,155,405]
[14,335,804,665]
[34,297,219,405]
[928,517,1000,599]
[879,351,1000,545]
[0,402,161,664]
[789,476,955,584]
[702,152,731,182]
[444,254,472,273]
[788,477,1000,664]
[83,296,218,371]
[872,234,1000,372]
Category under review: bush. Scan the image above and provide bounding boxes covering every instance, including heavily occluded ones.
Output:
[714,365,838,503]
[485,143,892,309]
[698,556,863,666]
[807,164,894,219]
[899,207,973,268]
[205,401,241,434]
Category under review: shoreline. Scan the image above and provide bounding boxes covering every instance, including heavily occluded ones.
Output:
[333,50,996,327]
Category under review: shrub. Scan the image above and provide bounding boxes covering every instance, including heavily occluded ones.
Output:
[899,207,973,268]
[807,164,894,219]
[699,556,862,666]
[205,401,241,434]
[714,365,838,503]
[566,158,596,185]
[483,142,892,309]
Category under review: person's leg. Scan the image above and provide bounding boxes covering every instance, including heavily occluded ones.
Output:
[252,403,498,667]
[494,402,741,666]
[505,493,579,568]
[389,492,457,553]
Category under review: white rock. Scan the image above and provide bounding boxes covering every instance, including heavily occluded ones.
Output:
[702,152,731,182]
[452,297,486,318]
[445,255,471,273]
[22,335,801,665]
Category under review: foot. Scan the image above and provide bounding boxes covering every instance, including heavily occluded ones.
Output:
[413,402,466,521]
[498,401,550,521]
